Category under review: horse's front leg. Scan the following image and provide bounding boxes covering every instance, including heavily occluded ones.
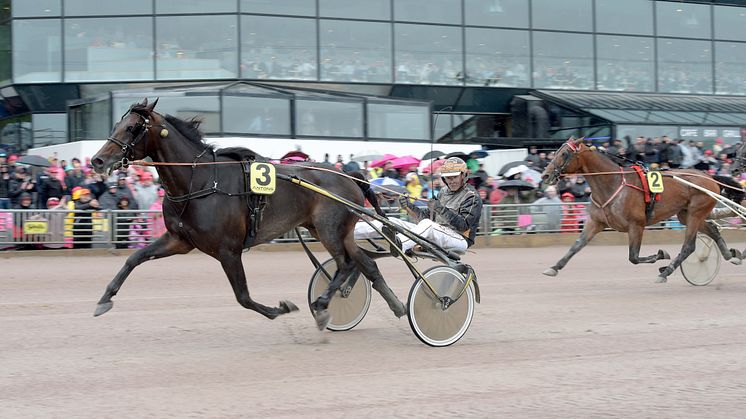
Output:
[218,250,298,320]
[94,232,194,316]
[543,218,606,276]
[627,224,671,264]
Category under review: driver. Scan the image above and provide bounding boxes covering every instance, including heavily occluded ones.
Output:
[354,157,483,253]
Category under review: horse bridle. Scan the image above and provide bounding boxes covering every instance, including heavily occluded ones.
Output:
[547,140,582,182]
[105,110,154,168]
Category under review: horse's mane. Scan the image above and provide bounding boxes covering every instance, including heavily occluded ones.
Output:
[131,104,267,162]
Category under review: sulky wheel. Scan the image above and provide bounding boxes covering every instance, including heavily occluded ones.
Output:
[680,233,721,286]
[407,265,475,347]
[307,258,371,331]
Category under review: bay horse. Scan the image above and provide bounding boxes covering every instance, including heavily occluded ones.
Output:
[541,137,744,283]
[90,98,407,329]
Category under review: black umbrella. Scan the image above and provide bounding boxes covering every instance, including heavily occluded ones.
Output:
[497,160,528,176]
[16,155,52,167]
[421,150,445,160]
[445,151,469,161]
[497,179,536,191]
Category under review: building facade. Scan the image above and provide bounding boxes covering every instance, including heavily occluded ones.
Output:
[1,0,746,153]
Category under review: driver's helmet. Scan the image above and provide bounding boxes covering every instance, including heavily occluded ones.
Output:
[439,157,468,177]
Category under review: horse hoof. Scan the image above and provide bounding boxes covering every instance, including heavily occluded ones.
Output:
[730,258,742,266]
[542,268,558,277]
[393,302,407,318]
[731,249,743,260]
[280,300,299,313]
[655,276,668,284]
[94,302,113,317]
[658,249,671,260]
[314,309,331,330]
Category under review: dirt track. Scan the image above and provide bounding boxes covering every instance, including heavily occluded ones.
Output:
[2,243,746,417]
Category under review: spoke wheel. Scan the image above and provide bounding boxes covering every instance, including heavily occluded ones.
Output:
[307,258,371,331]
[407,265,475,347]
[680,234,721,286]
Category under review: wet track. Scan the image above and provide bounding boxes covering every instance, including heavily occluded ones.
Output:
[2,243,746,417]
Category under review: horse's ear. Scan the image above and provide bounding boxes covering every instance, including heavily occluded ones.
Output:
[140,98,148,108]
[146,97,159,112]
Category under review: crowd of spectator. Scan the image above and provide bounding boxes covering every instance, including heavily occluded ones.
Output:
[0,150,166,250]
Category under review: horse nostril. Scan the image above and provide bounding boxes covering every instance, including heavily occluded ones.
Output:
[92,157,104,169]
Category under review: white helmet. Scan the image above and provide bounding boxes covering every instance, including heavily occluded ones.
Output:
[439,157,468,177]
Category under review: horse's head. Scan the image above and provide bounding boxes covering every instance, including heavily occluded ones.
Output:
[541,136,587,185]
[91,98,164,176]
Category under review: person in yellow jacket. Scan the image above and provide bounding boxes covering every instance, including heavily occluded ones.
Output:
[404,172,422,202]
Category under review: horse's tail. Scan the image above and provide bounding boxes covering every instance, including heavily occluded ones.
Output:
[348,171,387,218]
[713,175,745,203]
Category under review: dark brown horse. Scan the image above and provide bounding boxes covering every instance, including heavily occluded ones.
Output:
[541,137,743,283]
[90,98,407,329]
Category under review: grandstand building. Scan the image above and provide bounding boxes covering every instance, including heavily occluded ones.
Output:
[1,0,746,154]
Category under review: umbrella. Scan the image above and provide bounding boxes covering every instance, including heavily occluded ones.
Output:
[421,159,445,174]
[280,156,306,164]
[469,150,489,159]
[421,150,445,160]
[390,155,421,169]
[498,160,529,176]
[371,184,408,195]
[370,177,404,187]
[370,154,397,168]
[280,150,309,160]
[502,164,529,179]
[445,151,470,161]
[351,149,383,162]
[497,179,536,191]
[16,155,52,167]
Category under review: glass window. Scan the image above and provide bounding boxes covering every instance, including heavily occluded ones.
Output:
[0,21,9,84]
[368,103,430,140]
[12,19,61,83]
[596,35,654,92]
[295,100,363,137]
[32,113,67,147]
[595,0,653,35]
[714,5,746,41]
[715,41,746,95]
[532,0,591,32]
[118,95,222,133]
[658,38,712,94]
[616,125,678,141]
[394,0,461,24]
[240,0,315,16]
[320,20,391,83]
[69,100,111,142]
[1,0,8,20]
[65,0,151,15]
[320,0,390,20]
[465,28,529,87]
[656,2,711,39]
[156,0,235,14]
[240,16,317,81]
[464,0,528,28]
[532,32,593,89]
[64,18,153,82]
[11,0,60,17]
[223,95,290,136]
[394,24,463,85]
[156,15,238,80]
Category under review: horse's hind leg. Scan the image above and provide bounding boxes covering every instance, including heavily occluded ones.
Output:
[346,236,406,318]
[543,218,606,276]
[698,221,742,265]
[627,224,671,264]
[94,232,194,316]
[219,250,298,320]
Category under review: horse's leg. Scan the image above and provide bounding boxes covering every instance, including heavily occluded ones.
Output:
[656,213,701,283]
[698,220,742,265]
[543,218,606,276]
[346,235,406,318]
[94,232,194,316]
[218,250,299,320]
[627,224,671,264]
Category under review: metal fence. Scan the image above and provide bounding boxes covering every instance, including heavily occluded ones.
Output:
[1,203,743,250]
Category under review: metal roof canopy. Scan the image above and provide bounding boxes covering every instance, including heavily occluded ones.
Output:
[531,90,746,126]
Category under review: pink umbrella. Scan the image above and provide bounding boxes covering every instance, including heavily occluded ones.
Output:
[390,155,421,169]
[421,159,445,174]
[370,154,397,168]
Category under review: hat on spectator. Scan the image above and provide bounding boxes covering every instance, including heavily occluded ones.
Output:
[46,197,60,207]
[704,149,713,155]
[107,181,117,189]
[117,172,128,180]
[8,155,18,163]
[0,150,6,157]
[71,186,83,200]
[19,192,32,201]
[561,192,575,200]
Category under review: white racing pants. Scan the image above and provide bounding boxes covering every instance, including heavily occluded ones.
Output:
[354,217,467,253]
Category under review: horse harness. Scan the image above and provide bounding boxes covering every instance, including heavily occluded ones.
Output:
[163,147,268,249]
[589,164,661,224]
